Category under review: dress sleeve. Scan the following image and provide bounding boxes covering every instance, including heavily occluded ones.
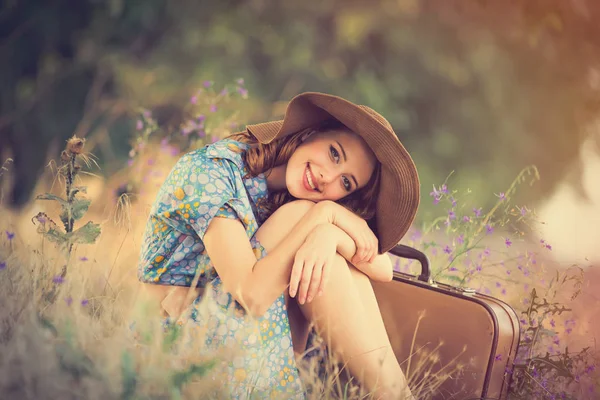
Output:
[155,151,256,242]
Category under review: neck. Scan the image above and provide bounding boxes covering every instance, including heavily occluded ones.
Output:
[265,164,287,191]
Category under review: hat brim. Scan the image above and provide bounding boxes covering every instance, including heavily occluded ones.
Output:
[247,92,420,254]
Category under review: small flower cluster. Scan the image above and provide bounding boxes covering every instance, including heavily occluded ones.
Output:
[120,78,249,201]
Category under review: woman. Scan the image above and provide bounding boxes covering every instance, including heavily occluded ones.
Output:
[137,92,420,399]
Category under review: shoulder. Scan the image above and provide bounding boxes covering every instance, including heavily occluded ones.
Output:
[170,138,250,177]
[180,138,249,171]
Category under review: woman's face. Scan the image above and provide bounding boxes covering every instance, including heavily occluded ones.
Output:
[285,129,377,202]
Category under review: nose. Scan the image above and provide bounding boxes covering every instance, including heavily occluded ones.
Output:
[318,168,336,185]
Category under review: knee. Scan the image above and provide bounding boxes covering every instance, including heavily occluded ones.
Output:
[268,200,316,226]
[275,199,316,216]
[257,200,317,246]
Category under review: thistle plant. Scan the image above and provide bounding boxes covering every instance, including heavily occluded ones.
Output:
[32,135,101,278]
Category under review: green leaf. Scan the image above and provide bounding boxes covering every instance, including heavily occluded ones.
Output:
[36,193,68,207]
[171,360,216,391]
[67,221,101,245]
[120,351,137,400]
[43,228,68,245]
[71,198,91,221]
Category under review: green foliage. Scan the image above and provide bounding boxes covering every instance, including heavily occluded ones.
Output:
[5,0,600,212]
[32,136,101,288]
[170,360,217,399]
[120,351,137,400]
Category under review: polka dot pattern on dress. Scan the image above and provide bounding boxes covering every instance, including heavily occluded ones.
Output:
[137,139,305,399]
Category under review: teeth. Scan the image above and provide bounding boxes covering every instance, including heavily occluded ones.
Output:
[306,167,316,190]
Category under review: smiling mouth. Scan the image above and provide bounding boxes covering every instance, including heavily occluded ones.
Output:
[305,164,319,192]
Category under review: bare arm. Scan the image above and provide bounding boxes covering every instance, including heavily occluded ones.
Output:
[203,200,332,317]
[325,223,394,282]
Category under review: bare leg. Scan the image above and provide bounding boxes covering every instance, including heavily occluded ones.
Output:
[298,255,412,400]
[255,201,412,399]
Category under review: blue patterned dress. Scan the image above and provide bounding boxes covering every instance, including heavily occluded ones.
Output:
[137,139,306,399]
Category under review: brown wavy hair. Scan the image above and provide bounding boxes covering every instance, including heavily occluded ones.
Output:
[228,121,382,223]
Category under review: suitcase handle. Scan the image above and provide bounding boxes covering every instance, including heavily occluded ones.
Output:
[388,244,431,283]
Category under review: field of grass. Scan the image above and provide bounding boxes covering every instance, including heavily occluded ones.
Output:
[0,91,598,399]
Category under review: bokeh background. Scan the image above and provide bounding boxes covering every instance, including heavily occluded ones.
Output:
[1,1,600,398]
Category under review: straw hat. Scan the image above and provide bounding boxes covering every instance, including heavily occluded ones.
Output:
[246,92,420,254]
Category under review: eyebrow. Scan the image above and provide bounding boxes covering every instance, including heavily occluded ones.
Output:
[335,140,359,188]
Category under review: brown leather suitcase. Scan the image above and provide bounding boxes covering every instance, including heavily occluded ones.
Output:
[372,244,521,400]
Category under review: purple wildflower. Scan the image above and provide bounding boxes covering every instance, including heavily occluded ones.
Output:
[160,137,169,148]
[236,78,245,85]
[451,197,457,207]
[519,206,527,216]
[462,216,471,223]
[456,234,464,245]
[585,365,596,374]
[136,120,143,130]
[429,186,440,198]
[495,354,502,361]
[486,225,494,235]
[495,192,506,201]
[143,110,151,118]
[203,80,212,88]
[80,257,88,262]
[127,159,134,167]
[495,281,502,288]
[190,95,198,104]
[448,210,456,220]
[501,288,506,295]
[81,299,89,306]
[0,262,6,270]
[6,231,14,240]
[209,104,218,113]
[475,264,482,272]
[410,229,422,242]
[550,319,555,327]
[473,207,482,217]
[440,184,448,194]
[53,275,65,284]
[443,245,452,254]
[449,266,457,272]
[483,247,491,257]
[504,238,512,248]
[237,87,249,98]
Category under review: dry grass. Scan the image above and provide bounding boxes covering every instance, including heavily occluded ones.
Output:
[0,144,460,400]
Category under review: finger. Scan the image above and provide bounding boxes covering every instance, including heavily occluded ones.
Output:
[289,255,304,298]
[306,261,323,303]
[298,260,314,305]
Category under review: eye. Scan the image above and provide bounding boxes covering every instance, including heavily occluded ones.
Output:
[330,145,340,163]
[342,176,352,192]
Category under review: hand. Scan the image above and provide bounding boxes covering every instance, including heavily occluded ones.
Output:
[289,224,336,305]
[319,201,379,265]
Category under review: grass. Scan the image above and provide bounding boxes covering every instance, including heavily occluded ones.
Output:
[0,84,597,399]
